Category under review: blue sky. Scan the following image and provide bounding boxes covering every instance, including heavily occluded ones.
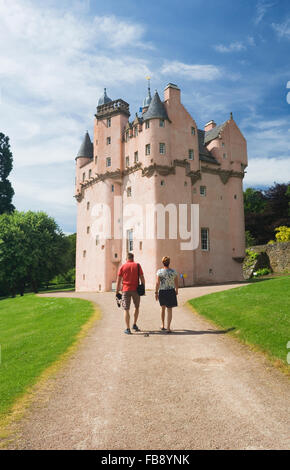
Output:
[0,0,289,233]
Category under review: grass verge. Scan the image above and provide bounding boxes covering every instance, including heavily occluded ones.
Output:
[0,294,100,445]
[188,276,290,374]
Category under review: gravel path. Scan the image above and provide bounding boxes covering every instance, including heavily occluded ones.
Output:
[8,284,290,450]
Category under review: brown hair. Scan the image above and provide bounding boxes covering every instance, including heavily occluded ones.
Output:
[162,256,170,267]
[127,252,134,261]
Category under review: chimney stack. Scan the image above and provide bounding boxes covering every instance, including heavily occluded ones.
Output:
[204,120,216,132]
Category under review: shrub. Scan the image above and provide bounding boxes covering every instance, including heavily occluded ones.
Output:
[253,268,271,277]
[274,226,290,243]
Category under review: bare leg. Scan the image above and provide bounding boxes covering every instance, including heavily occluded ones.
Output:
[124,310,130,329]
[161,306,166,329]
[167,308,173,331]
[133,308,139,325]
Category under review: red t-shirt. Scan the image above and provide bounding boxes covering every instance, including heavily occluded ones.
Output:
[118,261,144,292]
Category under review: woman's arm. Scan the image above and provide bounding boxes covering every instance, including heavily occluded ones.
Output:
[155,275,160,301]
[174,274,179,295]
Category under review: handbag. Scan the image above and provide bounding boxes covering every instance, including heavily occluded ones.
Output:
[136,263,145,296]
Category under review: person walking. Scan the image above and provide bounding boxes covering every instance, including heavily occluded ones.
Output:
[116,252,145,334]
[155,256,178,333]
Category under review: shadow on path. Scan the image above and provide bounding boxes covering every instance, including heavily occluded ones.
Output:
[136,327,235,336]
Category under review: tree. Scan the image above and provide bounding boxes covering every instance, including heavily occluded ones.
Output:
[244,183,290,244]
[264,182,290,228]
[0,211,69,296]
[0,133,15,214]
[243,188,266,215]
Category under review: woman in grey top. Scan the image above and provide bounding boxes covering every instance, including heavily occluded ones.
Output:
[155,256,178,333]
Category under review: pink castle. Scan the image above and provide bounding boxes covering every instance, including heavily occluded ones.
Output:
[75,82,248,292]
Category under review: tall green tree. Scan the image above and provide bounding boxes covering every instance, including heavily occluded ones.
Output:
[0,133,15,214]
[0,211,69,296]
[244,183,290,245]
[243,188,266,215]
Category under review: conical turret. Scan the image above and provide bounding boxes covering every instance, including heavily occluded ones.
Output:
[76,131,93,160]
[142,90,169,121]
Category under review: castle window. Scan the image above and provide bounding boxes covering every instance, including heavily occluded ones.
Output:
[139,241,142,251]
[184,181,188,187]
[201,228,209,251]
[145,121,150,129]
[159,143,166,155]
[95,156,98,164]
[87,201,90,210]
[222,142,225,147]
[107,118,111,128]
[188,149,194,160]
[125,156,129,167]
[96,139,98,145]
[106,136,111,145]
[134,126,138,137]
[125,130,129,142]
[82,172,85,182]
[106,157,111,167]
[200,186,206,196]
[234,194,237,199]
[96,235,99,245]
[191,127,195,135]
[223,153,227,159]
[87,226,90,234]
[145,144,151,155]
[89,169,92,178]
[83,250,86,258]
[127,187,132,197]
[134,151,138,163]
[127,229,133,252]
[159,119,165,127]
[161,180,165,186]
[83,274,85,280]
[111,184,114,192]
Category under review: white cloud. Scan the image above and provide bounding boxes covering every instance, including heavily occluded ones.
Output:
[254,1,275,25]
[0,0,153,230]
[214,37,256,53]
[244,157,290,185]
[161,61,222,81]
[272,18,290,39]
[214,42,246,53]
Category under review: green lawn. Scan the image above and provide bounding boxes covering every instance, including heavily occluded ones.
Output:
[189,276,290,368]
[0,295,95,417]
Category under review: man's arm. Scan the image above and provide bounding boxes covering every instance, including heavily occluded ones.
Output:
[155,275,160,301]
[140,274,145,289]
[116,275,122,294]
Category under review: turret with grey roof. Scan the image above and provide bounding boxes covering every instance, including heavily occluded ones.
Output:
[98,88,112,106]
[76,131,93,160]
[142,81,152,108]
[142,90,169,121]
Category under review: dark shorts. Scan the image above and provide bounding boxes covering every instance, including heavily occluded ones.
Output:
[158,289,178,308]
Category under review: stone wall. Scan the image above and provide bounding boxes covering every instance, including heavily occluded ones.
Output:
[252,242,290,273]
[243,242,290,279]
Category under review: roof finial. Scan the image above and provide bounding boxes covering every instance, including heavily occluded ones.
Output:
[230,112,233,120]
[146,76,151,93]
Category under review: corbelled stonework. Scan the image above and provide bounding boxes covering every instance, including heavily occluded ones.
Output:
[75,159,244,202]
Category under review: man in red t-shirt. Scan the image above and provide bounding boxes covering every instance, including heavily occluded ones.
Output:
[116,252,145,334]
